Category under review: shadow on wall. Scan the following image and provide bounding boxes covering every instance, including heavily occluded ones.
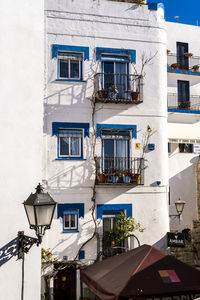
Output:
[51,219,97,261]
[0,238,18,267]
[169,156,199,226]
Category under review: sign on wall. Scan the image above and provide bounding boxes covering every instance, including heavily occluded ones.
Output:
[135,143,141,150]
[167,232,185,248]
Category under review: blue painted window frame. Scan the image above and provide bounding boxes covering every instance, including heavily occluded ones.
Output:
[96,124,137,139]
[97,124,136,171]
[97,204,132,219]
[178,80,190,104]
[52,122,89,160]
[63,209,79,232]
[96,47,136,63]
[52,44,89,82]
[57,203,84,233]
[58,129,83,159]
[168,143,171,153]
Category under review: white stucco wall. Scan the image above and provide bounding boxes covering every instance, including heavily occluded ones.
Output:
[43,1,169,298]
[167,22,200,230]
[44,0,168,246]
[0,1,44,299]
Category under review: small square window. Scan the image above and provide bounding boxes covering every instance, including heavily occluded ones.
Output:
[63,210,78,231]
[58,129,83,158]
[58,51,83,80]
[179,143,193,153]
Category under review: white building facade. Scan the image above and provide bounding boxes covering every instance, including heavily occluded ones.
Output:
[167,22,200,231]
[43,1,169,299]
[0,1,44,300]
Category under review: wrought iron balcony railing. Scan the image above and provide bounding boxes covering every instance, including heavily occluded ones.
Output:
[100,234,136,258]
[167,53,200,73]
[95,157,144,185]
[168,93,200,111]
[94,73,143,104]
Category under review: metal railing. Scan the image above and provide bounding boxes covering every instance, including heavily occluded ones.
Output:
[95,157,144,185]
[168,93,200,111]
[167,53,200,73]
[94,73,143,103]
[100,235,136,258]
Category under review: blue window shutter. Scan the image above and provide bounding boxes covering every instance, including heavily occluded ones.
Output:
[52,122,90,137]
[168,143,171,153]
[79,250,85,259]
[191,144,194,153]
[57,203,84,218]
[97,204,132,219]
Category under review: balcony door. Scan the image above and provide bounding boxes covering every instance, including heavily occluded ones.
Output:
[177,42,189,70]
[103,61,128,98]
[102,130,130,172]
[102,211,125,257]
[178,80,189,103]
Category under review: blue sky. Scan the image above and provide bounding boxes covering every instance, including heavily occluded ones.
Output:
[148,0,200,26]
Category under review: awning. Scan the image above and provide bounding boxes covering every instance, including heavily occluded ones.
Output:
[80,244,200,300]
[168,122,200,144]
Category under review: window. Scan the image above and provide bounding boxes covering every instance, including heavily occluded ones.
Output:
[179,143,193,153]
[177,42,189,70]
[102,129,130,171]
[101,54,130,99]
[63,210,78,231]
[58,51,83,80]
[102,210,126,257]
[57,203,84,233]
[178,80,189,104]
[58,129,83,158]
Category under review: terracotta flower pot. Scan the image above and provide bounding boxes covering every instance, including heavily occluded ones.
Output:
[131,91,140,102]
[98,90,108,99]
[99,173,107,183]
[132,174,141,184]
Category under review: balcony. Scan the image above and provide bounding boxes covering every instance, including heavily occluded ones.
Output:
[167,53,200,74]
[168,93,200,111]
[95,157,144,185]
[101,236,134,258]
[94,73,143,104]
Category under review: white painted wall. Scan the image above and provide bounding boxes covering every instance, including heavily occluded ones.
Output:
[43,0,169,298]
[167,22,200,231]
[0,1,44,299]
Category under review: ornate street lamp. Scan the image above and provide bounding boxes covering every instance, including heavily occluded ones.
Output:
[18,183,57,259]
[170,198,185,224]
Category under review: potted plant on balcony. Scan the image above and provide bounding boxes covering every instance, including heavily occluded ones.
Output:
[97,89,108,99]
[178,101,190,109]
[99,172,107,183]
[184,52,193,57]
[131,90,140,102]
[131,173,141,184]
[112,169,120,183]
[122,170,134,183]
[108,85,119,100]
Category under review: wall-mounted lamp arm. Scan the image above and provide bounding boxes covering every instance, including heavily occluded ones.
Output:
[17,231,41,259]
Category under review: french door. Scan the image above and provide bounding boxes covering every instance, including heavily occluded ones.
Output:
[177,42,189,70]
[103,62,128,98]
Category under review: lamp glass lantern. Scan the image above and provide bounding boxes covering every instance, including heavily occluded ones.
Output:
[175,199,185,216]
[23,183,57,238]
